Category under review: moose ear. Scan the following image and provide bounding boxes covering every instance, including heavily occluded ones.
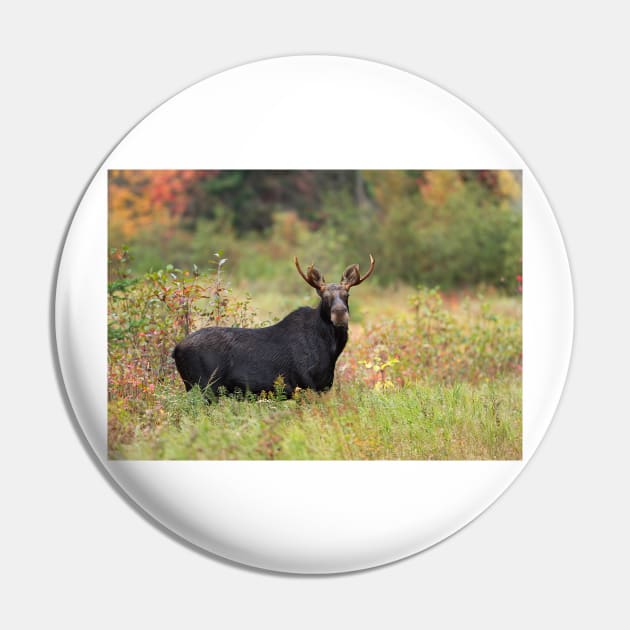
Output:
[307,265,325,289]
[294,257,325,290]
[341,264,360,288]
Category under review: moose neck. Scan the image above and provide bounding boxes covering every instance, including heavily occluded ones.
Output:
[318,300,348,357]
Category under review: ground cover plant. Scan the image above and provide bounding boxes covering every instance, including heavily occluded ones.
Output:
[108,248,522,460]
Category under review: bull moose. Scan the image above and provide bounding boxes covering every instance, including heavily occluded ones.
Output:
[172,255,375,399]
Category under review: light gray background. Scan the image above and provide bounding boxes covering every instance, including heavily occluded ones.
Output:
[1,1,628,628]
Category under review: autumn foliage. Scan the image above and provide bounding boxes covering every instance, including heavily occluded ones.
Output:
[108,169,522,291]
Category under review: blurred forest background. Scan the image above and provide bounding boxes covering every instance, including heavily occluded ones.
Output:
[108,169,522,291]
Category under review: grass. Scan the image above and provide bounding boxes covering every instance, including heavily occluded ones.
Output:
[109,379,521,460]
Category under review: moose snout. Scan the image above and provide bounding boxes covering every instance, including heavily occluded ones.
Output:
[331,306,349,327]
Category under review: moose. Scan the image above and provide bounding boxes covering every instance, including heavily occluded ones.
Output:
[172,255,375,399]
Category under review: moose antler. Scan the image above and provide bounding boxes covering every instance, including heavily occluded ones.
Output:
[344,254,375,288]
[294,257,324,290]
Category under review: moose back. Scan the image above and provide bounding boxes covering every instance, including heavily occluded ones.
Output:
[172,255,375,399]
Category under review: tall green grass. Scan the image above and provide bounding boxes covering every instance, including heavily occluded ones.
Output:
[109,380,521,460]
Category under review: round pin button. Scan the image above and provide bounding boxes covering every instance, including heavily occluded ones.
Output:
[55,56,572,573]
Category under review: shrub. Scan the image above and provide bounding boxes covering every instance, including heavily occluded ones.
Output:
[108,248,257,407]
[338,286,521,389]
[378,182,521,290]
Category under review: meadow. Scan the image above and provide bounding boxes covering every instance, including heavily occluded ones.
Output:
[107,248,522,460]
